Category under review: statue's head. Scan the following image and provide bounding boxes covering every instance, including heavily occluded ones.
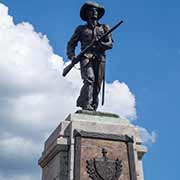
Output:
[80,1,105,21]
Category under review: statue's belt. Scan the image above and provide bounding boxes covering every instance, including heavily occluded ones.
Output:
[83,53,105,60]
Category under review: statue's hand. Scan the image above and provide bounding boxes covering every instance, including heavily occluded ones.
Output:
[98,40,113,50]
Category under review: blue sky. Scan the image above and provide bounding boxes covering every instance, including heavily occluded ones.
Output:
[0,0,179,180]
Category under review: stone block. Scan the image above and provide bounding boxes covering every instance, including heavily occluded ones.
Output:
[38,111,147,180]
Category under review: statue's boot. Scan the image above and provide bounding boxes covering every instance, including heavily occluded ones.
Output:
[83,104,94,111]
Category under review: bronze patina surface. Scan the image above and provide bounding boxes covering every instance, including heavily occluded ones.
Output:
[75,110,119,118]
[66,1,113,111]
[74,130,137,180]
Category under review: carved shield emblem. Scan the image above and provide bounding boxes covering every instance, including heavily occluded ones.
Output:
[86,148,122,180]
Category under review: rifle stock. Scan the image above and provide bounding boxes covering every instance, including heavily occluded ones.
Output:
[62,20,123,77]
[62,62,74,77]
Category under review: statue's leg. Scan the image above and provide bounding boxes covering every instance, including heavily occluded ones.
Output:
[77,58,95,110]
[92,59,105,110]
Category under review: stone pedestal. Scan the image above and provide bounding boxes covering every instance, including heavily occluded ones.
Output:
[38,111,147,180]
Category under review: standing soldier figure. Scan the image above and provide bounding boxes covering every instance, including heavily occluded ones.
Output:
[67,1,113,111]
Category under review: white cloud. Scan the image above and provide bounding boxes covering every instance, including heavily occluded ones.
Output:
[0,132,41,160]
[100,81,136,120]
[0,3,137,179]
[137,126,156,144]
[0,171,39,180]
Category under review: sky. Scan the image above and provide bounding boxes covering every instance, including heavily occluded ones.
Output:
[0,0,179,180]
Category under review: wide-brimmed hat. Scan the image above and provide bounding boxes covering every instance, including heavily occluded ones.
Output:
[80,1,105,21]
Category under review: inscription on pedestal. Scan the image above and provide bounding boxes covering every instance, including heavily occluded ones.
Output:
[74,130,137,180]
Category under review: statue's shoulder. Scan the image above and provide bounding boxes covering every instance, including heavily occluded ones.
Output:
[74,24,87,32]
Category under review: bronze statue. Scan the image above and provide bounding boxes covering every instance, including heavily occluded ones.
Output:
[65,1,123,111]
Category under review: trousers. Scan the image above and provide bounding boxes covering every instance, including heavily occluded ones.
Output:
[76,56,105,110]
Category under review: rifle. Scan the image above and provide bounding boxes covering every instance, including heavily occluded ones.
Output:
[62,20,123,77]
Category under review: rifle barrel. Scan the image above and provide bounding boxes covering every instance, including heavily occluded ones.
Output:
[62,20,124,77]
